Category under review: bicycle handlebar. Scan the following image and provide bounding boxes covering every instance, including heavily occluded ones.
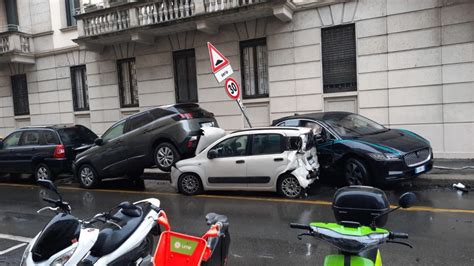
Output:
[290,223,312,231]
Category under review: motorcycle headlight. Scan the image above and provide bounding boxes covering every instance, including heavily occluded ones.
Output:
[51,246,76,266]
[369,153,401,161]
[20,242,32,266]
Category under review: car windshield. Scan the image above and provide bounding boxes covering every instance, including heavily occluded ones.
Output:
[324,114,386,137]
[57,126,98,146]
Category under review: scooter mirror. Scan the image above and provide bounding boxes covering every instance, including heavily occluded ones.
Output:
[398,192,417,209]
[37,180,61,200]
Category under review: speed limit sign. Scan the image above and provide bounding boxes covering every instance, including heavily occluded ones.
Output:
[224,78,240,100]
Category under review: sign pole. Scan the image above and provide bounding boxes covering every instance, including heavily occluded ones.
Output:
[236,98,252,128]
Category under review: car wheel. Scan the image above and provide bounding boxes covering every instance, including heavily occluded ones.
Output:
[154,142,180,172]
[344,158,371,186]
[277,174,303,199]
[35,163,54,181]
[78,164,100,189]
[178,173,203,196]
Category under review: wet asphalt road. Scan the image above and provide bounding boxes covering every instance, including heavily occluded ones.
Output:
[0,178,473,266]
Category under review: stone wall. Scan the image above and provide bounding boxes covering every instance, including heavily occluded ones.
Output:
[0,0,473,158]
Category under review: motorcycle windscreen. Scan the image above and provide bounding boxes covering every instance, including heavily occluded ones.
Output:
[31,213,80,262]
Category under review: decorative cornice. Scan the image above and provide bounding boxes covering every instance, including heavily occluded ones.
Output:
[32,30,54,38]
[35,45,80,58]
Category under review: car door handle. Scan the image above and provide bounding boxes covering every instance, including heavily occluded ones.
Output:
[274,158,284,162]
[142,129,153,134]
[236,160,245,164]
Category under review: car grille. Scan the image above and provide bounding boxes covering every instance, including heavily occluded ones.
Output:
[404,148,431,167]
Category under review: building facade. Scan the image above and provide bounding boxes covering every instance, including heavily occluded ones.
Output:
[0,0,473,158]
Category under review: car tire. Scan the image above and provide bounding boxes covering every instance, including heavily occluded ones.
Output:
[277,174,303,199]
[78,164,100,189]
[154,142,180,172]
[34,163,54,181]
[344,158,371,186]
[178,173,203,196]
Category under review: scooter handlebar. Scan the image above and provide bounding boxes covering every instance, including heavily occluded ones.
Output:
[389,232,409,239]
[290,223,312,231]
[42,197,57,204]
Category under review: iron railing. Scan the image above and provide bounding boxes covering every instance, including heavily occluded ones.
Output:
[77,0,267,37]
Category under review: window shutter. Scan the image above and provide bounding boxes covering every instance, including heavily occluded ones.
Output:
[322,24,357,93]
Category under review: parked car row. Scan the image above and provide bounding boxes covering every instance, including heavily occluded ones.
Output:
[0,106,433,198]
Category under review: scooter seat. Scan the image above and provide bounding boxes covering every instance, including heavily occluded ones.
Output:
[205,213,228,225]
[90,203,150,257]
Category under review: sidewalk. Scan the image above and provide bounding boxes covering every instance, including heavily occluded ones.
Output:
[144,159,474,187]
[417,159,474,187]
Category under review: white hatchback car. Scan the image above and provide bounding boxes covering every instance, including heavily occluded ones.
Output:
[170,127,319,198]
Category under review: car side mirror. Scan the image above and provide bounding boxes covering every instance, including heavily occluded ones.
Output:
[398,192,417,208]
[94,138,103,146]
[208,149,218,159]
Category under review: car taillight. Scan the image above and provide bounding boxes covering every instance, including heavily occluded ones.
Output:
[187,136,198,148]
[178,113,193,119]
[53,144,66,158]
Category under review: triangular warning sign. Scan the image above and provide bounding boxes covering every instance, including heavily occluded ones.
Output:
[208,42,230,73]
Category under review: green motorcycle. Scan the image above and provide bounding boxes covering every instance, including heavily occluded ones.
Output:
[290,186,417,266]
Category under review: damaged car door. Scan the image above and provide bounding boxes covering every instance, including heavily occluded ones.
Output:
[245,133,288,189]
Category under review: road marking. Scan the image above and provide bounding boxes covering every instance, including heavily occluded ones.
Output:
[0,233,33,243]
[1,183,473,215]
[0,243,27,255]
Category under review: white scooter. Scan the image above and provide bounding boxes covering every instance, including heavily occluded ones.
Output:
[21,180,161,265]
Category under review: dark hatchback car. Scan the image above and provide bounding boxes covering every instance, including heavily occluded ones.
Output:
[273,112,433,186]
[74,103,218,188]
[0,125,97,181]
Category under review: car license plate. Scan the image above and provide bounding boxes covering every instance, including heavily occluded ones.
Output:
[414,165,426,174]
[200,122,214,128]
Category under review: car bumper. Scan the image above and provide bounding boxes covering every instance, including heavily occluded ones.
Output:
[44,158,72,175]
[170,166,182,191]
[370,159,433,184]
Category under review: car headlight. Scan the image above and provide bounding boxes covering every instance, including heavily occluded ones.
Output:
[369,153,401,161]
[51,246,76,266]
[20,242,32,266]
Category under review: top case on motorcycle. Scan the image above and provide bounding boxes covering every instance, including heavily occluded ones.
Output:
[90,203,151,257]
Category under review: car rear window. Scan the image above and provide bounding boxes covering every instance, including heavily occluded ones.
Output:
[57,126,97,146]
[149,108,175,120]
[165,104,214,118]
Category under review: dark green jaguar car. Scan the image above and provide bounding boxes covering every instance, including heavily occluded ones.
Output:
[273,112,433,186]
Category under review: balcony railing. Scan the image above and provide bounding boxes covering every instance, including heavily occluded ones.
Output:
[0,31,33,54]
[77,0,268,37]
[0,26,35,64]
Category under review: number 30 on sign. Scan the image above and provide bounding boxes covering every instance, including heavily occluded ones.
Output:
[225,78,240,100]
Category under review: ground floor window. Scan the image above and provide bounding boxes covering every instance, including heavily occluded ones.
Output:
[11,74,29,116]
[71,65,89,111]
[117,58,139,108]
[173,49,198,103]
[240,38,268,99]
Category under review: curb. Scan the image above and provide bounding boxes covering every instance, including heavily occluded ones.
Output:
[415,174,474,188]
